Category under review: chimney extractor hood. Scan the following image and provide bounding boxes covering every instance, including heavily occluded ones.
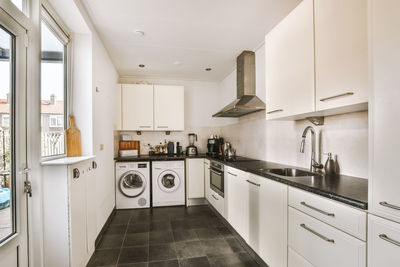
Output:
[213,51,266,118]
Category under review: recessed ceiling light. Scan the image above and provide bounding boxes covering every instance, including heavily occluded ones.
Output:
[173,61,182,65]
[139,64,145,68]
[205,67,212,71]
[134,30,145,37]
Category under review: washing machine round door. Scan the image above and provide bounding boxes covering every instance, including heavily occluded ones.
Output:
[120,171,146,197]
[157,170,180,192]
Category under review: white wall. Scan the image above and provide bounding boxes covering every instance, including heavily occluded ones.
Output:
[219,44,368,178]
[92,33,119,232]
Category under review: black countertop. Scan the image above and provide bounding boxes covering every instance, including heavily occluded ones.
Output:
[115,154,368,210]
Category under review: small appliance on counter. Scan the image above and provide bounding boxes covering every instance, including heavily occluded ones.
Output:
[186,133,198,156]
[223,142,236,160]
[207,136,224,156]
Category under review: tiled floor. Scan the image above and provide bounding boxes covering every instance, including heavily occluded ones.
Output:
[88,205,261,267]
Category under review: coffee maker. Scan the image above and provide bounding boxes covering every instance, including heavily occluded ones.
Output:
[186,133,198,156]
[207,137,224,156]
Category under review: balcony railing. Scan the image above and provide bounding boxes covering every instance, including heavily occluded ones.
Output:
[41,131,65,157]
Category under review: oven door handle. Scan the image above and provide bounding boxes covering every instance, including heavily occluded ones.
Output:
[210,169,223,176]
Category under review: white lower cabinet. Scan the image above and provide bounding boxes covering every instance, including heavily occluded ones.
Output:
[42,158,96,267]
[368,214,400,267]
[186,158,205,199]
[288,207,366,267]
[208,190,225,217]
[288,247,314,267]
[226,167,250,242]
[248,174,288,267]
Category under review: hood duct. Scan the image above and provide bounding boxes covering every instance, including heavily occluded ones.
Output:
[213,51,266,118]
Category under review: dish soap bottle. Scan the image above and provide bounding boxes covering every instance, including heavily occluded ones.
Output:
[324,153,336,175]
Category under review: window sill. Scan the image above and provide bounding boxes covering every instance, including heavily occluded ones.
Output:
[41,155,95,166]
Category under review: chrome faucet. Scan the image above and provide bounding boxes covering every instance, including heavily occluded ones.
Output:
[300,126,323,172]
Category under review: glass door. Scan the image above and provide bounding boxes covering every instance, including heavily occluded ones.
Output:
[0,7,28,267]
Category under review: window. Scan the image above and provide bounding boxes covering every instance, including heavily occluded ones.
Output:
[48,115,63,127]
[41,7,69,157]
[2,114,9,128]
[10,0,26,13]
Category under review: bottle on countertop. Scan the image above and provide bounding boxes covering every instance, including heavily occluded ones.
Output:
[324,153,336,175]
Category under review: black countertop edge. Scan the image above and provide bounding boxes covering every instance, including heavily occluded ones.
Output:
[114,154,368,210]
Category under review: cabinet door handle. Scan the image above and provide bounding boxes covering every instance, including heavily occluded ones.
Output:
[300,201,335,217]
[211,169,223,176]
[379,201,400,211]
[157,126,169,129]
[139,126,152,128]
[300,224,335,243]
[379,234,400,247]
[267,109,283,114]
[227,172,237,177]
[246,180,260,187]
[320,92,354,102]
[212,194,219,201]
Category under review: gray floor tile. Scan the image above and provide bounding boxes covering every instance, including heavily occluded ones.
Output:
[118,263,148,267]
[98,234,125,249]
[172,229,198,242]
[87,248,120,266]
[201,239,234,256]
[105,224,128,235]
[179,256,211,267]
[149,230,174,245]
[208,252,259,267]
[127,222,150,233]
[149,244,177,262]
[148,259,179,267]
[175,240,205,259]
[123,233,149,247]
[194,228,222,240]
[224,237,245,253]
[118,246,149,264]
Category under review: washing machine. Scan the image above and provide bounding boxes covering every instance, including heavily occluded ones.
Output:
[116,162,150,209]
[152,161,185,207]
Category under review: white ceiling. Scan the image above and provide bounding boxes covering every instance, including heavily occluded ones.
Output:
[83,0,301,81]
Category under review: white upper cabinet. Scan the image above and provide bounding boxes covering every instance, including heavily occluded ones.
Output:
[265,0,369,120]
[121,84,154,131]
[315,0,368,111]
[369,0,400,223]
[265,0,315,119]
[154,85,184,131]
[120,84,184,131]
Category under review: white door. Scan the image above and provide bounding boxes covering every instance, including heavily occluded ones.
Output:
[315,0,368,111]
[121,84,154,131]
[0,8,29,267]
[153,85,184,131]
[265,0,315,119]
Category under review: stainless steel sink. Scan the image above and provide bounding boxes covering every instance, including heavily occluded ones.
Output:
[266,168,320,177]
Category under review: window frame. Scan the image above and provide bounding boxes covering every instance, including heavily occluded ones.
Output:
[40,3,71,160]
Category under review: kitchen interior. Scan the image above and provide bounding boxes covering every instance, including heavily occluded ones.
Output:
[0,0,399,267]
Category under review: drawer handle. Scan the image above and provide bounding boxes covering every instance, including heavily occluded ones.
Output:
[73,168,80,179]
[212,194,219,201]
[379,201,400,211]
[379,234,400,247]
[157,126,169,129]
[300,202,335,217]
[320,92,354,102]
[139,126,152,128]
[300,224,335,243]
[246,180,260,187]
[267,109,283,114]
[227,172,237,177]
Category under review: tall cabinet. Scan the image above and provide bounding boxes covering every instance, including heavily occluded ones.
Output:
[42,157,97,267]
[369,0,400,266]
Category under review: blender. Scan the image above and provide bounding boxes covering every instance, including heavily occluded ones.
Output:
[186,133,198,156]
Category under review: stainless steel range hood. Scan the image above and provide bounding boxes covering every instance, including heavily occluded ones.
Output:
[213,51,266,118]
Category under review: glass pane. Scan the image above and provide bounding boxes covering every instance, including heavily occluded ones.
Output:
[0,26,14,243]
[41,22,66,157]
[11,0,23,11]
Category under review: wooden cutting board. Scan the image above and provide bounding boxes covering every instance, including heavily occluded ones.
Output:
[66,115,82,157]
[119,140,140,154]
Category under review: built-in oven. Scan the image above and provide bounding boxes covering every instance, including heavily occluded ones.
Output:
[210,160,224,197]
